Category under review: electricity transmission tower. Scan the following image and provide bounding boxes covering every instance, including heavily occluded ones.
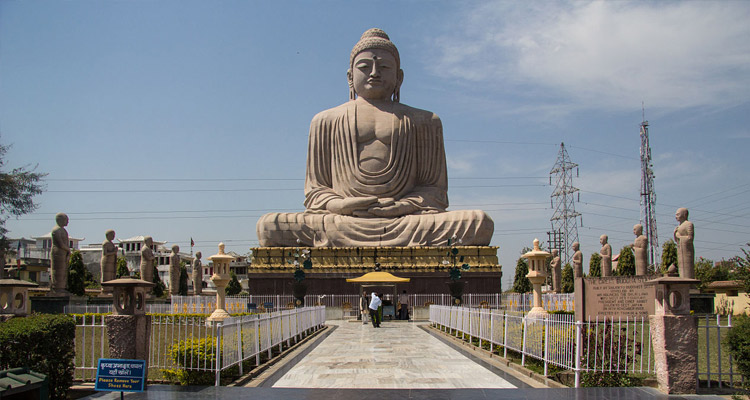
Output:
[548,143,581,265]
[639,118,659,269]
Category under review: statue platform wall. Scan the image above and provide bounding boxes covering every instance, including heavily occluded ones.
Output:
[247,246,502,295]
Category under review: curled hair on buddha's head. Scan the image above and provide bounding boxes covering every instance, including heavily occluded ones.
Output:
[348,28,402,102]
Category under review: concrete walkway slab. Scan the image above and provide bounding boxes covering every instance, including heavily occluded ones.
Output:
[270,321,517,389]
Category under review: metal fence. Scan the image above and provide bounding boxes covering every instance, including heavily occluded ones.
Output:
[74,306,326,386]
[66,293,575,315]
[697,314,744,389]
[429,305,655,387]
[498,293,574,312]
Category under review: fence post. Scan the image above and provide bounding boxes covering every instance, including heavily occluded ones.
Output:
[503,311,509,359]
[521,317,527,366]
[544,316,549,376]
[575,320,582,388]
[237,320,243,376]
[215,322,222,387]
[255,316,260,366]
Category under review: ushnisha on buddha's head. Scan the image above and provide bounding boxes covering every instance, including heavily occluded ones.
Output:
[347,28,404,102]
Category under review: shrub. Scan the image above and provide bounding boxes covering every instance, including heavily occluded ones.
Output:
[0,314,75,399]
[579,319,642,387]
[162,336,218,385]
[725,315,750,382]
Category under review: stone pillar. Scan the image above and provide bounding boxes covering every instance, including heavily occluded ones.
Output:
[102,278,155,371]
[207,243,234,322]
[522,239,550,318]
[647,269,700,394]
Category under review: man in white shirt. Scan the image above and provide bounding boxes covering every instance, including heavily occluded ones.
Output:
[368,292,382,328]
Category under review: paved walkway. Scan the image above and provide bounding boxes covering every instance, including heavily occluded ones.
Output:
[270,320,518,389]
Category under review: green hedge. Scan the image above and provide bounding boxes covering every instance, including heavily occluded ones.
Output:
[725,314,750,382]
[0,314,75,399]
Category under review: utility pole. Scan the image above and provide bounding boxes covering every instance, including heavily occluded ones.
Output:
[549,143,582,265]
[639,113,660,269]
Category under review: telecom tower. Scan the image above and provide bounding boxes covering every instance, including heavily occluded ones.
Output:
[639,119,659,269]
[548,143,582,264]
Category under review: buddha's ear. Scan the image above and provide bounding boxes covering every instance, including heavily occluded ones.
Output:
[347,69,356,100]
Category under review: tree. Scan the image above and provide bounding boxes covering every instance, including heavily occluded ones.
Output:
[511,257,531,293]
[616,246,635,276]
[589,253,601,277]
[152,265,165,297]
[0,140,46,269]
[661,239,678,274]
[561,263,574,293]
[115,256,129,278]
[732,243,750,294]
[178,262,189,296]
[226,272,242,296]
[67,250,94,296]
[695,257,730,291]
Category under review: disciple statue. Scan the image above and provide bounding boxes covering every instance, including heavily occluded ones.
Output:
[169,245,180,295]
[600,234,612,277]
[140,236,155,283]
[550,249,561,293]
[192,251,203,295]
[100,229,117,291]
[572,242,583,278]
[256,28,494,247]
[633,224,648,276]
[674,208,695,279]
[50,213,71,293]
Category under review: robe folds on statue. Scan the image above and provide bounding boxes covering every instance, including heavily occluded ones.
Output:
[257,101,494,247]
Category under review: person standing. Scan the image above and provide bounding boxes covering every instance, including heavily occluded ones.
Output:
[398,290,409,320]
[368,292,381,328]
[359,290,369,325]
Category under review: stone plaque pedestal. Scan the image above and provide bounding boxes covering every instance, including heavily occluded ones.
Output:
[105,315,152,365]
[649,315,697,394]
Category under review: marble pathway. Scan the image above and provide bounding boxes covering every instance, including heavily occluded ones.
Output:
[271,320,517,389]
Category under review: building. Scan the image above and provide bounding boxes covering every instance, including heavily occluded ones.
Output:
[4,235,84,285]
[703,280,749,315]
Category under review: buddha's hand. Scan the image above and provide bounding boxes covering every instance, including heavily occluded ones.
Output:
[367,201,419,218]
[327,196,379,215]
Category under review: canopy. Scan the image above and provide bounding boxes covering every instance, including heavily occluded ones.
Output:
[346,271,410,283]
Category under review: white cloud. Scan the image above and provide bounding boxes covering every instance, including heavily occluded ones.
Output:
[431,1,750,112]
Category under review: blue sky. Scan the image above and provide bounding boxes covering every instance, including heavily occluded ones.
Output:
[2,1,748,290]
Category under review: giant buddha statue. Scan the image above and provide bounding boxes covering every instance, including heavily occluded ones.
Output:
[257,28,494,247]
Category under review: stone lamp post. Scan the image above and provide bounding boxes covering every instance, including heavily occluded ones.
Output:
[207,243,234,322]
[0,278,38,317]
[101,277,154,368]
[647,266,700,393]
[522,239,550,318]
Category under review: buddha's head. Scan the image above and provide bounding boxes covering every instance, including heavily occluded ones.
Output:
[676,207,688,223]
[572,242,580,251]
[171,244,179,254]
[144,236,153,247]
[195,251,202,260]
[105,229,115,241]
[600,234,608,245]
[348,28,404,102]
[634,224,643,236]
[55,212,68,227]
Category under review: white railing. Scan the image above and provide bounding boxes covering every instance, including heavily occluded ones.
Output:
[67,293,573,315]
[72,315,108,381]
[429,305,655,387]
[74,306,326,386]
[698,314,744,389]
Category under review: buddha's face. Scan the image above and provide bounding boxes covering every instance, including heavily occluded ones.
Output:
[350,49,402,101]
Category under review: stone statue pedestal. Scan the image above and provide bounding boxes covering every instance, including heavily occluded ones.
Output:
[102,278,155,370]
[647,275,700,394]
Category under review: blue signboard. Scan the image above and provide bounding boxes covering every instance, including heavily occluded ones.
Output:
[95,358,146,392]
